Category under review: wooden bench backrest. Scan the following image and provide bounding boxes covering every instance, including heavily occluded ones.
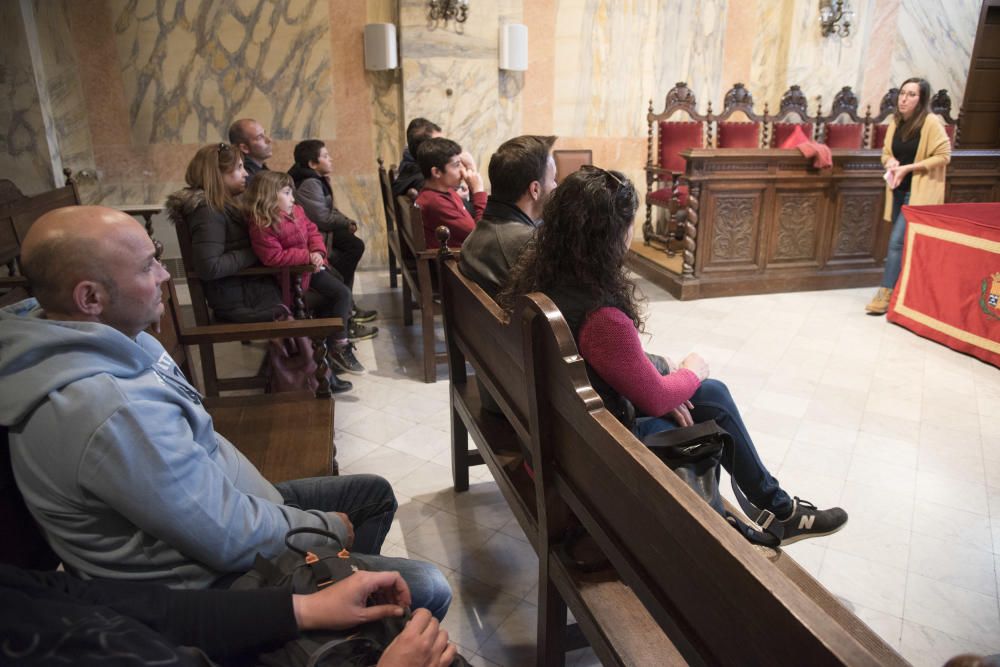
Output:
[377,159,397,234]
[0,172,79,271]
[517,292,896,666]
[439,254,533,451]
[396,194,427,253]
[151,279,195,380]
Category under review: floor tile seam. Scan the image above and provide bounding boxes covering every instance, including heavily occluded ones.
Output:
[900,571,1000,648]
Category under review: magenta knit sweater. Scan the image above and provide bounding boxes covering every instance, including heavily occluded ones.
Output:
[577,306,701,417]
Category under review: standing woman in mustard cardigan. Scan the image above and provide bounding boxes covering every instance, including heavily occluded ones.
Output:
[866,77,952,315]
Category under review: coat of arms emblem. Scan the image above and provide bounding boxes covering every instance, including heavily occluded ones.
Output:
[981,272,1000,321]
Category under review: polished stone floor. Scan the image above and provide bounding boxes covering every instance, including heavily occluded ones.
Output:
[204,269,1000,666]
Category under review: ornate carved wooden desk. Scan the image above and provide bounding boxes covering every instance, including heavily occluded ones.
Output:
[629,149,1000,300]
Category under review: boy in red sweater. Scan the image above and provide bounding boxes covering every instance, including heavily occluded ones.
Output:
[414,137,487,248]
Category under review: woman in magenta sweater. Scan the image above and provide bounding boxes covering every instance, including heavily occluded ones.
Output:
[501,166,847,546]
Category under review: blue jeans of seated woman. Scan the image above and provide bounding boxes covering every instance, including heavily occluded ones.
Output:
[881,189,910,289]
[632,379,793,516]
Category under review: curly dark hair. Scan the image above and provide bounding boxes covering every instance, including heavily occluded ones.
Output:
[498,165,643,329]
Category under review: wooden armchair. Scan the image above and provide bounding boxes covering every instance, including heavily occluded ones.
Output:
[931,88,960,146]
[170,211,333,397]
[644,82,710,254]
[0,170,79,298]
[152,278,338,479]
[394,195,449,382]
[766,85,818,147]
[818,86,867,148]
[713,83,765,148]
[868,87,899,149]
[377,157,401,289]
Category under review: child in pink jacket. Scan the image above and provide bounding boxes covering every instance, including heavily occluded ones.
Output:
[245,171,364,376]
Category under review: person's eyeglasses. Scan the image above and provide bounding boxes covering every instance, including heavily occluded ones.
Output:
[580,164,625,189]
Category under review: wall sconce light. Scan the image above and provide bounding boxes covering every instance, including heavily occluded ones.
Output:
[429,0,468,24]
[499,24,528,71]
[364,23,398,70]
[819,0,853,38]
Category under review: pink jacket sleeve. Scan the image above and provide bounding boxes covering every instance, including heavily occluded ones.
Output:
[578,307,701,417]
[296,205,327,257]
[248,220,310,267]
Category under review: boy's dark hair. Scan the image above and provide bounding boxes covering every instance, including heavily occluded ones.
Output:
[406,118,443,157]
[488,135,557,202]
[416,137,462,179]
[293,139,326,167]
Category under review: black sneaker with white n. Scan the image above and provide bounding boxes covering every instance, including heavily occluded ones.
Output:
[772,497,847,545]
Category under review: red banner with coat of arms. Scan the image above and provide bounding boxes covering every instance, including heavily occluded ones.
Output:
[887,203,1000,368]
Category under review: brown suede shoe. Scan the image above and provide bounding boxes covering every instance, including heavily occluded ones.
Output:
[865,287,893,315]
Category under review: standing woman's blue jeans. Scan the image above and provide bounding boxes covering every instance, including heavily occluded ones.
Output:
[881,189,911,288]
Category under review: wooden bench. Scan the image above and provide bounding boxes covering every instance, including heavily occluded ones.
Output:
[376,158,401,289]
[436,233,906,666]
[394,194,452,382]
[154,278,339,480]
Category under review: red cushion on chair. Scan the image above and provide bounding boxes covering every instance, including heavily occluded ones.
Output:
[771,122,814,147]
[658,121,704,173]
[872,124,889,149]
[778,125,811,149]
[824,123,864,148]
[944,124,956,144]
[648,185,690,208]
[717,122,761,148]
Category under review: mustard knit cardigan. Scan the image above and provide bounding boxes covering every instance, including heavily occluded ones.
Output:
[880,113,952,221]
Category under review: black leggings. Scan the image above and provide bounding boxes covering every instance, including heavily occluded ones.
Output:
[325,224,365,289]
[305,268,351,341]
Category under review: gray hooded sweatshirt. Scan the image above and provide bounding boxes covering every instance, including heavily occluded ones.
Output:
[0,299,344,588]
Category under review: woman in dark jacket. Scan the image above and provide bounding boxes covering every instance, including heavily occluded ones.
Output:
[500,167,847,547]
[165,143,283,323]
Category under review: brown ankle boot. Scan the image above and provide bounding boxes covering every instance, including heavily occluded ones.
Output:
[865,287,893,315]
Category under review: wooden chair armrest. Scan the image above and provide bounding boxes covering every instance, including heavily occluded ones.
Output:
[0,275,29,289]
[416,248,458,261]
[645,166,681,177]
[232,264,315,277]
[178,316,344,344]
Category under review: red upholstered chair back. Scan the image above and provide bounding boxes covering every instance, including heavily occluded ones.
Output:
[872,124,889,149]
[771,122,814,148]
[717,122,761,148]
[824,123,864,149]
[658,121,704,173]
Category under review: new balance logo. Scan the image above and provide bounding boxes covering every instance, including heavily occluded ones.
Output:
[798,514,815,530]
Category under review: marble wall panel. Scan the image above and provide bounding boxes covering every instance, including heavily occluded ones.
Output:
[110,0,335,145]
[892,0,980,105]
[0,2,54,194]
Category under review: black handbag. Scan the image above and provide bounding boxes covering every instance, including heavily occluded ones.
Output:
[231,528,469,667]
[642,421,780,548]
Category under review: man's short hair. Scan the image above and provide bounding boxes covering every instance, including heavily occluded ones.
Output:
[488,135,557,202]
[22,234,115,313]
[227,119,251,146]
[416,137,462,180]
[293,139,326,168]
[406,118,443,157]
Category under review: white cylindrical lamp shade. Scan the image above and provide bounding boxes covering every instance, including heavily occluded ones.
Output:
[364,23,398,71]
[499,23,528,71]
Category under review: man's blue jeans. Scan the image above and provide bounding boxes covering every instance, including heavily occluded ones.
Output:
[882,189,911,289]
[632,379,793,516]
[275,474,451,620]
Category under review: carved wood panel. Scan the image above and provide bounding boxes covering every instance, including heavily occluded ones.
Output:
[830,191,882,259]
[947,186,996,203]
[704,192,760,268]
[770,192,822,263]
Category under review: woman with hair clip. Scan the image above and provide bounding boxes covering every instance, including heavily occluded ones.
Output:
[165,144,354,393]
[499,166,847,546]
[866,77,952,315]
